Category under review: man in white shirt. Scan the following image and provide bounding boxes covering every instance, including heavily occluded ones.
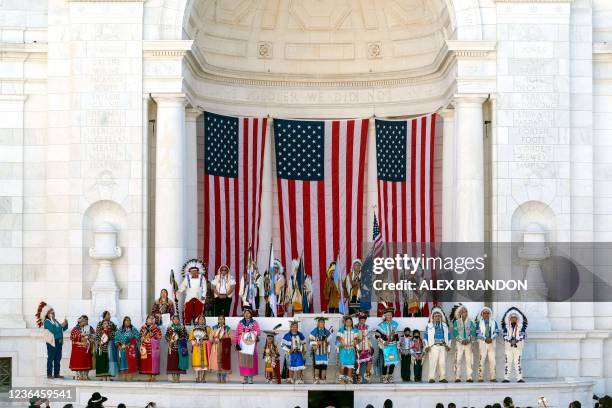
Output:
[212,264,236,316]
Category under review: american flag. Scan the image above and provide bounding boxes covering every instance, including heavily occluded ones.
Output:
[375,114,437,246]
[202,112,267,316]
[359,212,383,312]
[274,118,369,312]
[375,113,437,316]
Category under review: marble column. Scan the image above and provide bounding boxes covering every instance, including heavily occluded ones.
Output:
[152,94,187,295]
[439,108,456,243]
[257,120,274,271]
[185,108,200,259]
[453,95,486,318]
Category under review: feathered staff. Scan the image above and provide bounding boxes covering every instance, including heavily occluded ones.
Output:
[169,269,180,324]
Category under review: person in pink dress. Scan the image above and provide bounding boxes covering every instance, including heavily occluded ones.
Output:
[233,304,260,384]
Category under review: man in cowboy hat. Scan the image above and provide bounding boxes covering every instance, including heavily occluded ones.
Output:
[423,306,451,383]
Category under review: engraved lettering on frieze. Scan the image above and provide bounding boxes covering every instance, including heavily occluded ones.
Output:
[85,111,124,127]
[514,76,554,92]
[513,145,553,162]
[509,59,558,76]
[82,127,127,144]
[513,111,555,128]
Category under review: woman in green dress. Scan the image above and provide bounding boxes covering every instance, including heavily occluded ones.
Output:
[95,320,114,380]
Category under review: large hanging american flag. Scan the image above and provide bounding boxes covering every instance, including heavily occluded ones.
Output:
[375,113,437,245]
[375,113,438,316]
[274,118,369,312]
[202,112,267,316]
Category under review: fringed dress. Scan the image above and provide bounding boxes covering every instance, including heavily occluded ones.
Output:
[115,326,140,374]
[234,318,260,376]
[69,325,94,372]
[209,324,232,373]
[166,323,189,374]
[139,324,162,375]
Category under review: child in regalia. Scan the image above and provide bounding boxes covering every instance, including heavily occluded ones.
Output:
[166,314,189,383]
[69,315,94,380]
[355,311,374,384]
[309,316,332,384]
[282,319,307,384]
[410,329,424,382]
[337,315,359,384]
[189,315,212,383]
[375,307,400,383]
[399,327,412,382]
[115,316,140,381]
[262,324,282,384]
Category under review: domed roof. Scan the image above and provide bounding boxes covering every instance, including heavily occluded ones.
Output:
[185,0,453,79]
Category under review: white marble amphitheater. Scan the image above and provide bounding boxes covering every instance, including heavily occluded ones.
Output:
[1,0,612,407]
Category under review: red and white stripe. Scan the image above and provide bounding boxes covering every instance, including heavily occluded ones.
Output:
[277,118,369,312]
[377,113,437,314]
[203,116,267,316]
[377,113,436,246]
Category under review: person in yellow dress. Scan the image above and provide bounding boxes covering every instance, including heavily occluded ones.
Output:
[189,315,212,383]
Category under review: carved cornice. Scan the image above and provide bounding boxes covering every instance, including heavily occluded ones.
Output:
[446,41,497,58]
[143,40,193,58]
[182,42,455,89]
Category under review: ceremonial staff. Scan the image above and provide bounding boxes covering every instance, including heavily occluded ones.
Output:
[170,269,180,324]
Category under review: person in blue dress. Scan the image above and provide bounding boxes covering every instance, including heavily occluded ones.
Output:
[375,307,400,383]
[281,319,306,384]
[309,316,332,384]
[336,315,359,384]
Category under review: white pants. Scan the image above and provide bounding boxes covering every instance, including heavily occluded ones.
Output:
[504,342,524,381]
[478,339,496,380]
[454,342,474,380]
[427,344,447,381]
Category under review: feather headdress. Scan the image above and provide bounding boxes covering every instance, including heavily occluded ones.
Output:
[35,301,51,328]
[449,303,468,322]
[501,306,528,339]
[428,306,448,324]
[182,258,206,278]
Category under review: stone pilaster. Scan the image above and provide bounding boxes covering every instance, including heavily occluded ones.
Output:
[152,94,187,296]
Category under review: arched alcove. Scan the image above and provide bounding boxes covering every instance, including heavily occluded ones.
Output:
[81,200,129,301]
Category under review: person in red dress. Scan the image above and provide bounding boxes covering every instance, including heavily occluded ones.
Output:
[69,315,94,380]
[139,315,162,381]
